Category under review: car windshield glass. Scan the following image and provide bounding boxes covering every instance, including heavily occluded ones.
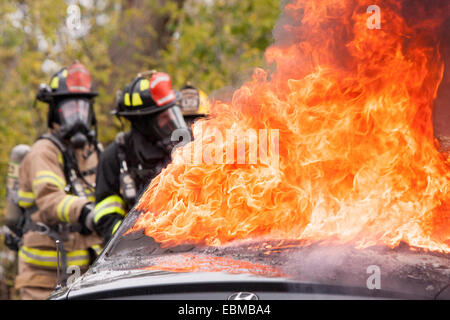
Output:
[90,0,449,300]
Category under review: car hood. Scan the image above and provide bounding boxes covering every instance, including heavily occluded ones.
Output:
[51,266,434,300]
[50,216,449,300]
[49,245,450,300]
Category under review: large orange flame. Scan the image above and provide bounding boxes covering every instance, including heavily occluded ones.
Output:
[128,0,450,253]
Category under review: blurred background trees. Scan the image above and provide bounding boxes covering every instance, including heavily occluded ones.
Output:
[0,0,280,298]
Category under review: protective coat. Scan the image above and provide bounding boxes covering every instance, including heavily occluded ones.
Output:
[15,137,102,298]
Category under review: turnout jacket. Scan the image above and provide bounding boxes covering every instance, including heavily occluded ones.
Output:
[94,130,171,221]
[16,135,102,289]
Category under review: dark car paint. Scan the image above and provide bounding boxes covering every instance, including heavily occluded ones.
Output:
[49,266,448,300]
[49,210,450,300]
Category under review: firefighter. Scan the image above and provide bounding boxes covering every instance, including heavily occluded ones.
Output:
[14,62,103,300]
[93,71,190,244]
[180,84,211,130]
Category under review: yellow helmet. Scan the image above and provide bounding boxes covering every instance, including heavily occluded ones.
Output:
[197,90,211,116]
[180,84,210,117]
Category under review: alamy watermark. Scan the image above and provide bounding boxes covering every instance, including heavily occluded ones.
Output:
[66,265,81,286]
[66,4,82,31]
[171,123,279,168]
[367,5,381,29]
[366,265,381,290]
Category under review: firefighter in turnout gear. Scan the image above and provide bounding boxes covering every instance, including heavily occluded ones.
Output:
[14,62,103,300]
[94,71,190,244]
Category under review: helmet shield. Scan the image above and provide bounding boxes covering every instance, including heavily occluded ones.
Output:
[132,106,188,143]
[154,106,187,140]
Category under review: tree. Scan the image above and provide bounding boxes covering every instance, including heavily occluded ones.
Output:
[162,0,280,94]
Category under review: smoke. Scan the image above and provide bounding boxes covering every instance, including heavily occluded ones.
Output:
[271,0,304,48]
[280,243,450,297]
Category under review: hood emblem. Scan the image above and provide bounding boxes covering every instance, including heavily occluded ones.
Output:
[227,292,259,300]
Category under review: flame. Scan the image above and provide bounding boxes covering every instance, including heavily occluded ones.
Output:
[128,0,450,253]
[143,253,284,277]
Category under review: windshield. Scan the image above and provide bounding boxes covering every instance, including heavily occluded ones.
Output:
[91,0,449,300]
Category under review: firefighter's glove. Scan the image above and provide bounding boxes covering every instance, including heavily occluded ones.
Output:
[4,227,20,251]
[94,214,123,245]
[78,203,96,235]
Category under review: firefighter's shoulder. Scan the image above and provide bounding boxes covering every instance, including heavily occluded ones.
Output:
[23,137,62,166]
[98,139,122,172]
[100,139,120,160]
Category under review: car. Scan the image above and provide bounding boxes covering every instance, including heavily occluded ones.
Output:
[49,209,450,300]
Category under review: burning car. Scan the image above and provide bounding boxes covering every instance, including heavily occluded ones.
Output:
[49,209,450,300]
[51,0,449,300]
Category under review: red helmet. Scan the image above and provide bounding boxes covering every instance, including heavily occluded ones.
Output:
[114,71,181,117]
[49,62,98,98]
[39,62,98,132]
[114,71,189,142]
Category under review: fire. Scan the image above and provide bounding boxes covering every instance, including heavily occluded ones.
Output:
[128,0,450,253]
[143,253,284,277]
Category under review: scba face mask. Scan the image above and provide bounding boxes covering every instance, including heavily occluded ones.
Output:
[56,98,95,148]
[132,106,190,147]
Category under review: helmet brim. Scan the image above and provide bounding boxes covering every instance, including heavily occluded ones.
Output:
[114,91,182,117]
[51,92,99,98]
[114,103,173,117]
[183,113,208,118]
